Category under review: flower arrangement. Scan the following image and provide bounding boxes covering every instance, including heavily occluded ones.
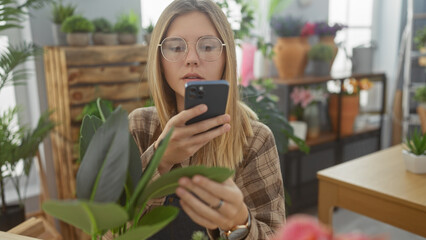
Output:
[290,86,328,120]
[338,78,373,96]
[270,15,305,37]
[308,43,334,61]
[301,22,315,37]
[273,214,387,240]
[314,21,346,37]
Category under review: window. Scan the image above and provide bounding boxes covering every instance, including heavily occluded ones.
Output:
[329,0,374,74]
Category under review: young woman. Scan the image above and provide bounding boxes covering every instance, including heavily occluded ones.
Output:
[129,0,285,239]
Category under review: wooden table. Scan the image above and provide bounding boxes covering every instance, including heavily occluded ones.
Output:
[317,144,426,237]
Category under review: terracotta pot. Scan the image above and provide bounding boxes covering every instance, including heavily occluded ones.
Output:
[66,33,90,46]
[273,37,308,79]
[328,94,359,136]
[419,47,426,67]
[319,35,338,67]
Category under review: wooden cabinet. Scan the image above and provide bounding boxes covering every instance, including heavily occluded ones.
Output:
[273,73,387,214]
[43,45,149,239]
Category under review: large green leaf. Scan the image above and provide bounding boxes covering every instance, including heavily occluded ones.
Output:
[76,107,129,202]
[42,200,128,235]
[128,135,142,192]
[115,206,179,240]
[79,115,103,161]
[127,127,174,218]
[138,166,234,207]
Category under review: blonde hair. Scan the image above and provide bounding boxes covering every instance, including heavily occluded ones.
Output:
[147,0,257,169]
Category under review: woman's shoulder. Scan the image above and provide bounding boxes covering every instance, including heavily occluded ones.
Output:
[249,119,274,141]
[244,119,276,153]
[128,106,159,132]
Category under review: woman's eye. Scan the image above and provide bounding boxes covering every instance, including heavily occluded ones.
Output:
[169,45,185,52]
[200,45,215,52]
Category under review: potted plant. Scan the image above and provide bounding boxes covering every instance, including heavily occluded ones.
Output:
[61,15,94,46]
[0,0,53,230]
[114,11,139,45]
[306,43,334,76]
[403,129,426,174]
[92,18,117,45]
[0,109,54,230]
[143,21,154,45]
[51,0,76,45]
[314,21,345,65]
[270,15,307,79]
[42,99,234,239]
[414,85,426,108]
[414,27,426,66]
[328,78,373,136]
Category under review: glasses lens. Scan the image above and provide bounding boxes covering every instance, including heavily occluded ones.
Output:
[197,37,223,61]
[161,38,187,62]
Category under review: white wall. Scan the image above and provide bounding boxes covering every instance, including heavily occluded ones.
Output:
[371,0,403,148]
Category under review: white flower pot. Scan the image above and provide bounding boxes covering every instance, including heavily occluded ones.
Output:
[289,121,307,146]
[402,149,426,174]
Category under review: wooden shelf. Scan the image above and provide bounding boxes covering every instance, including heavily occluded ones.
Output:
[273,72,386,86]
[289,132,337,151]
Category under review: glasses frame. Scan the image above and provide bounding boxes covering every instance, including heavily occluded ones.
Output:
[158,36,226,62]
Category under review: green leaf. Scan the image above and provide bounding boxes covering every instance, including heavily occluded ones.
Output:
[76,107,129,202]
[115,206,179,240]
[138,166,234,207]
[79,115,103,161]
[42,200,128,235]
[127,127,174,218]
[128,135,142,192]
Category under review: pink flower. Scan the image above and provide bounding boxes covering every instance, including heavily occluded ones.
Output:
[301,22,315,37]
[273,214,333,240]
[300,89,313,108]
[290,87,303,105]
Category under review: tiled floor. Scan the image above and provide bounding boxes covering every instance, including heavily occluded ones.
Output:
[301,207,425,240]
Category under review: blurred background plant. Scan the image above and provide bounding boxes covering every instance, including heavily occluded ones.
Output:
[51,0,76,25]
[270,15,305,37]
[314,21,346,37]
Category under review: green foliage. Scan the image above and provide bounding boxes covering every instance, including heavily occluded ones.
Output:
[61,15,94,33]
[0,108,55,210]
[405,128,426,155]
[0,0,51,31]
[0,0,53,213]
[414,86,426,103]
[114,11,139,34]
[145,21,154,34]
[43,103,235,239]
[308,43,334,61]
[51,0,76,24]
[414,27,426,50]
[0,42,41,90]
[240,79,309,155]
[93,18,114,33]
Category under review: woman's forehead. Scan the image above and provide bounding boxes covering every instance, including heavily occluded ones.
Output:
[166,11,220,39]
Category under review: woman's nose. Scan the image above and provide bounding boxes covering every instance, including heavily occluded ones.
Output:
[185,45,199,66]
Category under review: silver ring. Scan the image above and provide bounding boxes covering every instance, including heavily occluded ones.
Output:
[212,199,224,210]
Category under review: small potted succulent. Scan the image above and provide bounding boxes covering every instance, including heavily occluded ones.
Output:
[51,1,76,45]
[92,18,117,45]
[114,11,139,45]
[414,27,426,66]
[61,15,94,46]
[403,129,426,174]
[306,43,334,76]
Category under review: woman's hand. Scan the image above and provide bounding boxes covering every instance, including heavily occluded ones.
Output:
[175,175,249,231]
[156,104,231,174]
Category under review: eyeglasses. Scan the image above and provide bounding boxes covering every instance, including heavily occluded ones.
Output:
[158,36,225,62]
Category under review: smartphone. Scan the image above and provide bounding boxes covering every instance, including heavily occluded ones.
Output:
[184,80,229,125]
